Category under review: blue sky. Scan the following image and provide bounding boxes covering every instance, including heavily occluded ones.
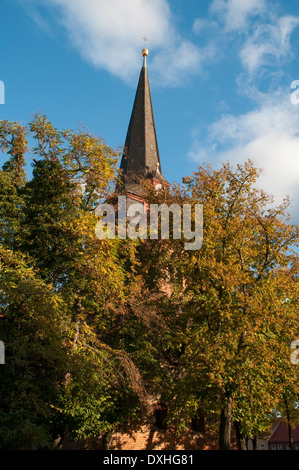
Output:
[1,0,299,222]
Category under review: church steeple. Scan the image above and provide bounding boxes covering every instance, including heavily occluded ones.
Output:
[116,48,169,199]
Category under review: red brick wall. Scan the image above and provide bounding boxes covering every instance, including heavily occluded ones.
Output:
[109,425,219,451]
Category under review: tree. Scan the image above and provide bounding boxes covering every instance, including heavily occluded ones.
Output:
[0,115,158,448]
[139,160,299,449]
[2,114,298,451]
[0,121,27,249]
[0,246,68,449]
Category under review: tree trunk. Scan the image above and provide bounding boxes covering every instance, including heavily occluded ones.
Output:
[101,430,113,450]
[219,395,233,450]
[234,421,247,450]
[284,395,294,450]
[64,317,81,386]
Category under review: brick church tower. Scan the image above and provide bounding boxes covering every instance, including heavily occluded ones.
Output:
[105,49,208,450]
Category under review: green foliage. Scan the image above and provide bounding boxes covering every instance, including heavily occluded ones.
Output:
[0,115,154,449]
[0,246,68,448]
[141,161,299,447]
[1,116,298,451]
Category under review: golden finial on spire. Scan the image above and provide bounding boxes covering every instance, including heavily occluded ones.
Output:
[142,35,149,58]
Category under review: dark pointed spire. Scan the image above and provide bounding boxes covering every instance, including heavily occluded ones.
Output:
[116,48,168,196]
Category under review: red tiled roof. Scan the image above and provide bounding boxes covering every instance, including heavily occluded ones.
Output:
[269,421,299,443]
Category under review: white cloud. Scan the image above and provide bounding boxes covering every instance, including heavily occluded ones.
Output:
[48,0,172,80]
[151,40,215,87]
[240,15,299,74]
[189,91,299,222]
[189,4,299,221]
[24,0,299,87]
[210,0,267,31]
[26,0,204,86]
[191,2,299,81]
[193,1,299,81]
